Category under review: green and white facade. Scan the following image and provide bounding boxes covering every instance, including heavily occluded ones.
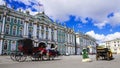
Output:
[0,5,76,55]
[0,4,97,55]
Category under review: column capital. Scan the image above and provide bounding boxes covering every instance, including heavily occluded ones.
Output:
[25,18,29,23]
[3,11,7,17]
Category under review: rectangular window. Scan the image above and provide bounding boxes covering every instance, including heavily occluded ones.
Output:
[42,25,44,29]
[37,25,39,30]
[20,20,23,25]
[19,30,23,37]
[41,32,44,39]
[0,23,1,32]
[14,18,17,24]
[5,25,10,34]
[0,14,2,21]
[29,22,33,26]
[13,29,16,35]
[7,16,10,22]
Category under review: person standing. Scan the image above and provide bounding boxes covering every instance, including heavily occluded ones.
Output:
[82,48,92,62]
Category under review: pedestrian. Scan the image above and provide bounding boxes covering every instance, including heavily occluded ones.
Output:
[82,48,92,62]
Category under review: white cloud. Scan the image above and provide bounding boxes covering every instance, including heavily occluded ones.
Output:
[0,0,5,5]
[108,12,120,27]
[86,30,120,44]
[3,0,120,28]
[38,0,120,28]
[94,20,108,29]
[85,30,105,43]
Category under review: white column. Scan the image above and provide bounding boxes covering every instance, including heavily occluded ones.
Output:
[44,25,46,39]
[48,27,51,41]
[54,29,57,41]
[23,21,27,37]
[26,22,29,37]
[68,34,69,43]
[1,16,6,34]
[39,25,41,39]
[0,40,3,55]
[0,12,6,55]
[33,23,37,39]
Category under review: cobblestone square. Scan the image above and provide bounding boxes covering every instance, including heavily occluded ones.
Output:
[0,54,120,68]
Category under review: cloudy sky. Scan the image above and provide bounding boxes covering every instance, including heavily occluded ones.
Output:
[1,0,120,43]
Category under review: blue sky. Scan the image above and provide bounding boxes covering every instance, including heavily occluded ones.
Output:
[1,0,120,43]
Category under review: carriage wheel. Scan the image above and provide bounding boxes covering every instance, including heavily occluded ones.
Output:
[106,52,110,60]
[50,56,55,60]
[10,52,16,61]
[96,54,99,60]
[15,52,27,62]
[41,53,50,61]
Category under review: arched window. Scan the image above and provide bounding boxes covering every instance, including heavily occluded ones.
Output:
[12,26,17,35]
[19,27,23,36]
[5,24,10,34]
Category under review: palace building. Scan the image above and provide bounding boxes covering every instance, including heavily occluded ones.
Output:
[0,4,76,55]
[0,4,96,55]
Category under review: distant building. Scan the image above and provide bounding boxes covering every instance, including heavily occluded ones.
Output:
[75,32,97,55]
[105,38,120,54]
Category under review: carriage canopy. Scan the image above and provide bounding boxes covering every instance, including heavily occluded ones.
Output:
[17,38,33,49]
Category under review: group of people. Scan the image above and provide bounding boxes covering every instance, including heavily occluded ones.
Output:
[38,44,58,57]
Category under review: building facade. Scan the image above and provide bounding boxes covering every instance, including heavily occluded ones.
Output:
[105,38,120,54]
[75,32,97,55]
[0,4,97,55]
[0,4,76,55]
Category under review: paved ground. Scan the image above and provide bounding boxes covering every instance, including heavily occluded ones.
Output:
[0,54,120,68]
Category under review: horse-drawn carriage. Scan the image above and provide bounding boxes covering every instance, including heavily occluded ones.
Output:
[10,38,60,62]
[96,46,113,61]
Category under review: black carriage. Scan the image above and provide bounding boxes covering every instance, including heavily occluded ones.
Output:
[96,46,113,61]
[10,38,60,62]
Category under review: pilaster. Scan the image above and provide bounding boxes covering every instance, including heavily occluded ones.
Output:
[33,21,37,40]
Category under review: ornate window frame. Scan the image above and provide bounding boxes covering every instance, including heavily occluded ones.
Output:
[19,27,23,36]
[14,18,17,24]
[20,20,24,25]
[6,16,10,22]
[28,28,33,38]
[5,24,10,34]
[12,25,17,35]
